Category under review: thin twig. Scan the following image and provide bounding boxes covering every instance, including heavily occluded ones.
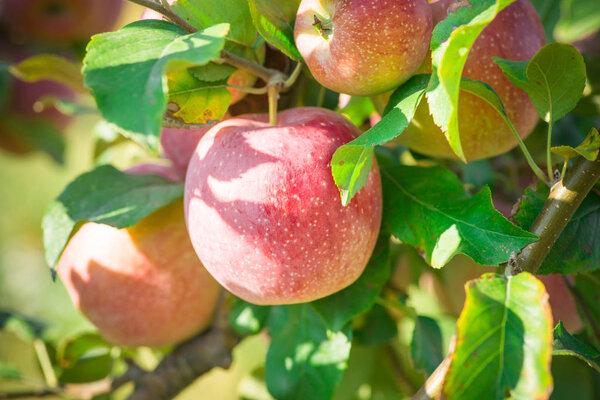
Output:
[127,0,197,33]
[0,390,63,399]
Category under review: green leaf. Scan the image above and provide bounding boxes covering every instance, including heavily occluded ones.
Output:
[381,166,537,268]
[0,362,20,380]
[312,236,391,331]
[428,0,518,161]
[574,272,600,349]
[57,333,112,384]
[266,304,352,400]
[514,182,600,274]
[552,128,600,161]
[247,0,301,60]
[495,43,587,123]
[42,165,184,273]
[443,273,553,400]
[411,316,444,375]
[554,0,600,42]
[331,74,429,205]
[167,68,231,124]
[330,145,374,207]
[353,305,398,346]
[83,20,228,151]
[9,54,86,93]
[172,0,257,47]
[229,298,271,336]
[553,321,600,373]
[0,117,65,164]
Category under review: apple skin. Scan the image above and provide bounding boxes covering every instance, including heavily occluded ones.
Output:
[0,0,123,43]
[184,107,382,305]
[160,126,212,177]
[397,0,546,161]
[57,164,221,347]
[294,0,432,96]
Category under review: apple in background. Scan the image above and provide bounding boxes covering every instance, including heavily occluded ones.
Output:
[57,164,221,347]
[0,46,75,155]
[539,274,583,333]
[184,107,382,305]
[397,0,546,161]
[0,0,123,43]
[294,0,432,96]
[160,125,212,177]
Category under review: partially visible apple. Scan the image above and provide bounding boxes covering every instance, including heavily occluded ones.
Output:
[57,164,221,347]
[184,107,382,305]
[398,0,546,161]
[539,274,583,333]
[0,0,123,43]
[160,126,212,177]
[294,0,432,96]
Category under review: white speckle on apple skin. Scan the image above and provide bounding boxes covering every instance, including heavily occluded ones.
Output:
[184,108,383,305]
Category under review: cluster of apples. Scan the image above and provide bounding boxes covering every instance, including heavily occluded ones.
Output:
[57,0,546,347]
[0,0,123,156]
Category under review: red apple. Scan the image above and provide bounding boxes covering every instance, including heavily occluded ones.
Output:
[0,0,123,43]
[398,0,546,161]
[294,0,432,96]
[184,107,382,305]
[57,164,221,347]
[160,126,212,177]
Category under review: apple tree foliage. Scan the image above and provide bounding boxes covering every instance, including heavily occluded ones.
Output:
[2,0,600,399]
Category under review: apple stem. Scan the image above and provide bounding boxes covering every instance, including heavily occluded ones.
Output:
[268,85,279,125]
[312,15,333,40]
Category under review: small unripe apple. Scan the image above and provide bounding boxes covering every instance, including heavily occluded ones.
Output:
[398,0,546,161]
[294,0,432,96]
[185,107,382,305]
[57,164,221,347]
[0,0,123,43]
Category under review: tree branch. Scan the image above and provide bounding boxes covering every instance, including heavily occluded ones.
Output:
[516,153,600,274]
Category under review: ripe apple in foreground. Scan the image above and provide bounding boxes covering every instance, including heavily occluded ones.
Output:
[294,0,432,96]
[58,164,220,347]
[0,0,123,43]
[185,107,382,305]
[398,0,546,161]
